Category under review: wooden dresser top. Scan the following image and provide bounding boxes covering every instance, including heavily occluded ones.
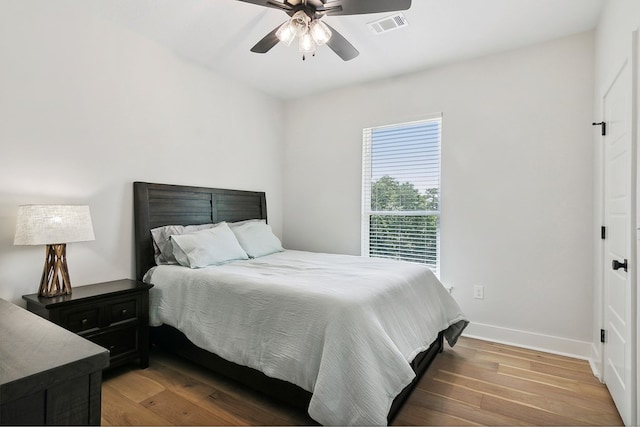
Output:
[0,298,109,402]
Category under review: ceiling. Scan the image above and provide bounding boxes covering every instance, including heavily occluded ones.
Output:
[81,0,604,100]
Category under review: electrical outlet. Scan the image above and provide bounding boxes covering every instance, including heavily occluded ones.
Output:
[473,285,484,299]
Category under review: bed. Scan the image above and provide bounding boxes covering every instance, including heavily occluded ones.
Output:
[133,181,468,426]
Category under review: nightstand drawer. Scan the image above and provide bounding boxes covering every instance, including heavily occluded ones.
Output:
[91,327,137,358]
[64,307,100,332]
[109,299,137,324]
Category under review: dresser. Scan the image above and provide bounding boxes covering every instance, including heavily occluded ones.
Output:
[0,298,109,425]
[23,279,153,369]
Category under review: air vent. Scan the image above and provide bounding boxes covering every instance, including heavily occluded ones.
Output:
[367,13,409,35]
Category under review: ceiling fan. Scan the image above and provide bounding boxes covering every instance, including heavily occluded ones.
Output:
[237,0,412,61]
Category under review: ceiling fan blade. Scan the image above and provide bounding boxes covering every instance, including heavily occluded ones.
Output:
[236,0,292,13]
[250,25,281,53]
[324,23,358,61]
[324,0,411,15]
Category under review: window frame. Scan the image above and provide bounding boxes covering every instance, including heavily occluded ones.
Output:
[361,114,442,274]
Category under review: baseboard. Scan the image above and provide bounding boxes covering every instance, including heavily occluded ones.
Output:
[462,322,593,361]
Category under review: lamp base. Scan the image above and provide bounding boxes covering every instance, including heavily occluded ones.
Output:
[39,244,72,297]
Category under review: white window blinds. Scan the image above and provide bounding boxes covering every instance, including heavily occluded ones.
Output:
[362,116,441,273]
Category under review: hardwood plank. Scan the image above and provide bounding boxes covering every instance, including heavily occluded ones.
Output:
[140,390,234,426]
[100,337,622,426]
[420,377,485,407]
[480,394,593,426]
[458,338,592,368]
[405,387,528,426]
[139,361,268,425]
[151,351,314,425]
[203,385,302,426]
[498,364,595,394]
[459,339,595,375]
[529,360,604,383]
[101,384,171,426]
[460,341,599,382]
[432,370,620,425]
[393,402,479,426]
[102,369,165,403]
[138,364,218,404]
[434,353,618,413]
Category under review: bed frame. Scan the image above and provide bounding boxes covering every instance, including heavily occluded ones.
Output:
[133,181,443,423]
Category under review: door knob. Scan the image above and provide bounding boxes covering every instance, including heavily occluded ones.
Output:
[612,259,628,272]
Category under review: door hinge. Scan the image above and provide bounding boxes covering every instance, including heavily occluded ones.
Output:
[592,121,607,136]
[601,329,606,343]
[601,226,606,240]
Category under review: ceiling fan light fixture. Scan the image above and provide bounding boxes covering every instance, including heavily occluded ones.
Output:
[309,19,332,45]
[298,32,316,54]
[245,0,412,61]
[290,10,310,37]
[276,21,295,46]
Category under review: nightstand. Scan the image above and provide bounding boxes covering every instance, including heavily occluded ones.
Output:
[23,279,153,369]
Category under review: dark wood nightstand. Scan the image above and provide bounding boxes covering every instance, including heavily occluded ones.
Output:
[23,279,153,369]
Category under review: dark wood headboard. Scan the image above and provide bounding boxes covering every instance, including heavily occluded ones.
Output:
[133,182,267,281]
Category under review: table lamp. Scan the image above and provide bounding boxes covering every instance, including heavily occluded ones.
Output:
[14,205,95,297]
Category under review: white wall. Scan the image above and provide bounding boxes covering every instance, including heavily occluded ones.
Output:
[0,0,284,304]
[283,32,595,357]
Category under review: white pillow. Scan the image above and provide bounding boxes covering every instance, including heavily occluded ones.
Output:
[230,221,283,258]
[170,223,248,268]
[229,218,266,227]
[151,223,216,265]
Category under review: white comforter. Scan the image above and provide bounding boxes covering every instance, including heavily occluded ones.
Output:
[146,250,468,425]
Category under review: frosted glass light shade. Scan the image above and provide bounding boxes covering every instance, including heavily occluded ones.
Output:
[310,20,332,45]
[299,32,316,53]
[289,10,310,37]
[276,21,295,46]
[14,205,95,245]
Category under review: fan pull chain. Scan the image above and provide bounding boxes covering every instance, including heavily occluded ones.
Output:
[301,52,316,61]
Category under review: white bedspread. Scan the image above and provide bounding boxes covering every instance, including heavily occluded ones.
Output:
[146,250,468,425]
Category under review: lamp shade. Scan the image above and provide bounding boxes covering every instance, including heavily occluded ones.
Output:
[14,205,95,245]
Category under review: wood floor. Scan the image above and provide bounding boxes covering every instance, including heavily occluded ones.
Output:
[101,337,623,426]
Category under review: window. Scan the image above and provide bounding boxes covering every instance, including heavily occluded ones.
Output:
[361,115,441,274]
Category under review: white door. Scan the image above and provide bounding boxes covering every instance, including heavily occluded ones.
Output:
[602,33,637,426]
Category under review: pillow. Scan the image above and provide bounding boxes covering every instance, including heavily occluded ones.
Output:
[230,221,283,258]
[151,223,217,265]
[170,223,248,268]
[228,218,266,227]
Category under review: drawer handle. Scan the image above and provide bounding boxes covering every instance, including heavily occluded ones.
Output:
[109,345,116,350]
[81,318,88,325]
[121,309,127,315]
